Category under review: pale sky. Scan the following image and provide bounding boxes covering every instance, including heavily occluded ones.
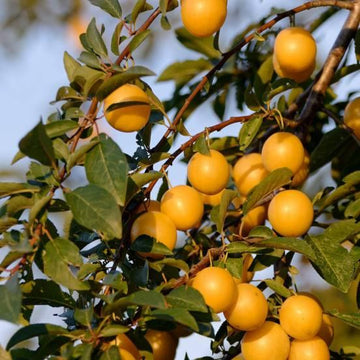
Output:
[0,0,358,357]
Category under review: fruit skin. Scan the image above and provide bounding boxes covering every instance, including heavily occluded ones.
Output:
[111,333,141,360]
[224,283,268,331]
[268,189,313,237]
[273,27,316,83]
[232,153,269,196]
[144,329,178,360]
[187,149,230,195]
[288,336,330,360]
[242,321,290,360]
[119,348,137,360]
[130,211,177,258]
[240,205,267,236]
[291,150,310,187]
[160,185,204,230]
[344,97,360,139]
[200,189,225,206]
[317,314,334,346]
[103,84,151,132]
[192,267,237,313]
[279,294,323,340]
[261,132,305,174]
[181,0,227,38]
[135,200,161,214]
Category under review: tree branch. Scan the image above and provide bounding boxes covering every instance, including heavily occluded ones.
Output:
[300,0,360,122]
[150,0,354,154]
[144,114,253,196]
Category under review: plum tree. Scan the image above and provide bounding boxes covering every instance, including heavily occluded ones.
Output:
[1,0,360,359]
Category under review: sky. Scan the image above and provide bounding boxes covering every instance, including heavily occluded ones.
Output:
[0,0,358,357]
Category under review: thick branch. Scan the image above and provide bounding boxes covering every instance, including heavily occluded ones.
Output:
[300,0,360,122]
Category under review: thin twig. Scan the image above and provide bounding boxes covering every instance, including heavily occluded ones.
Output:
[300,0,360,122]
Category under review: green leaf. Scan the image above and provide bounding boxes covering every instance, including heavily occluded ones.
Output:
[127,171,163,201]
[99,324,129,337]
[85,134,128,206]
[0,217,19,233]
[65,184,122,240]
[158,59,212,86]
[344,170,360,185]
[316,183,355,213]
[67,140,100,171]
[88,0,122,18]
[306,220,360,292]
[19,121,56,167]
[0,276,21,324]
[226,242,268,254]
[63,51,81,83]
[21,279,76,308]
[166,286,208,313]
[310,127,351,172]
[244,84,261,111]
[74,308,94,326]
[264,279,292,298]
[355,28,360,62]
[345,198,360,218]
[86,18,108,57]
[254,56,274,99]
[149,258,189,273]
[28,194,52,225]
[0,183,39,199]
[131,0,153,23]
[104,290,167,314]
[239,116,263,151]
[248,226,274,239]
[96,66,155,100]
[147,308,199,331]
[45,120,79,138]
[128,29,151,54]
[43,238,89,291]
[175,27,221,59]
[257,237,315,260]
[328,309,360,330]
[100,346,121,360]
[53,138,70,162]
[111,21,124,56]
[6,324,69,350]
[193,134,210,155]
[131,235,173,256]
[210,189,238,233]
[243,168,293,215]
[78,51,103,70]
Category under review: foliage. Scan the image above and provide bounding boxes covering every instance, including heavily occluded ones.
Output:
[1,0,360,359]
